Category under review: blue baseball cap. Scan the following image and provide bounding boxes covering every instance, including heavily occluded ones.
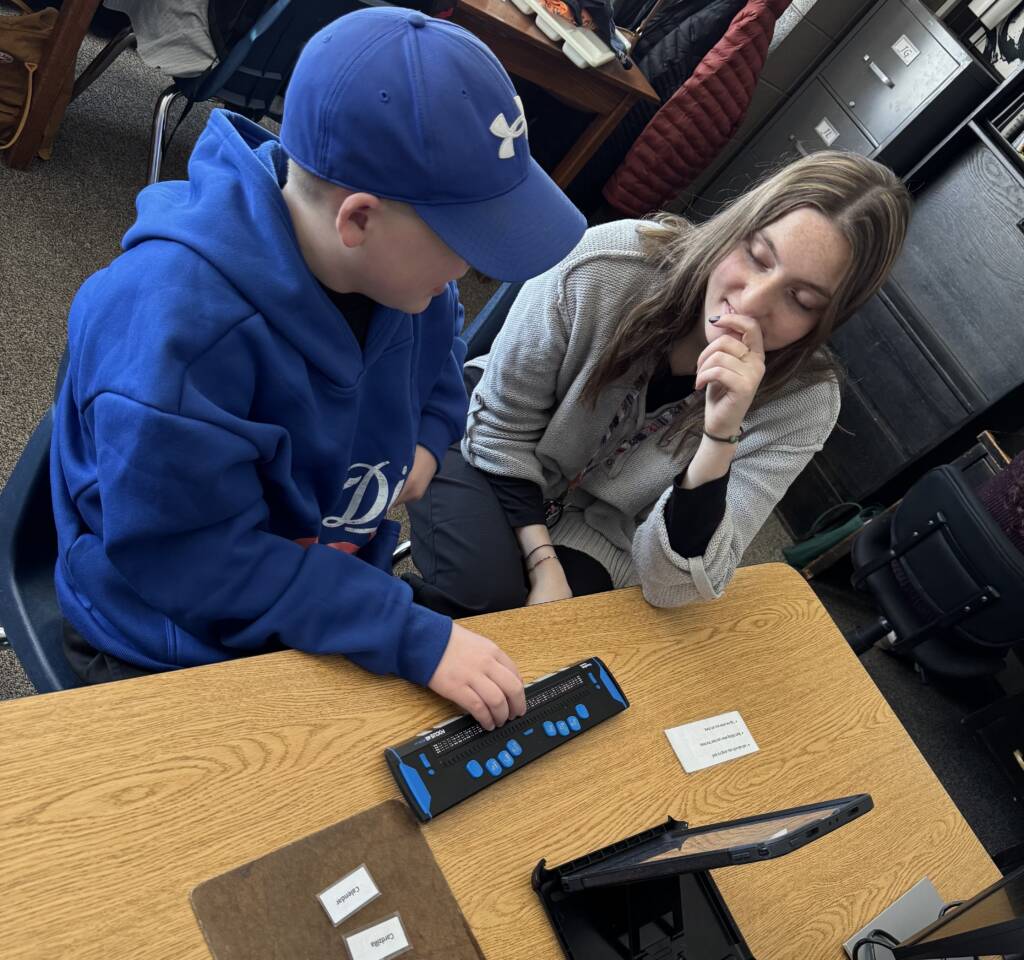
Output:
[280,7,586,281]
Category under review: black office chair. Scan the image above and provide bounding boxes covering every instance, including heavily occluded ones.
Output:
[848,464,1024,681]
[71,1,388,183]
[0,283,522,692]
[147,0,387,183]
[460,281,522,361]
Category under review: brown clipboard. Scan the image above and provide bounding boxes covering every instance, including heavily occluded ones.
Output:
[191,800,483,959]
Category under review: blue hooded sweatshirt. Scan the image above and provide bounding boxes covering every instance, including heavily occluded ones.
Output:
[50,111,466,685]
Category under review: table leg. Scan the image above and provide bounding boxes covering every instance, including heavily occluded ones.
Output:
[4,0,103,170]
[551,91,636,189]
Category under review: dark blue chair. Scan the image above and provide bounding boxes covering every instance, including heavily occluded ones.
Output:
[0,283,522,692]
[461,281,522,362]
[0,410,81,693]
[391,280,522,565]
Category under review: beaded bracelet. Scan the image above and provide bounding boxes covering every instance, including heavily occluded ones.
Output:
[703,427,743,444]
[524,543,554,564]
[527,554,559,575]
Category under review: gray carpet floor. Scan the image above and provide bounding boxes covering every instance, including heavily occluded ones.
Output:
[1,15,1020,870]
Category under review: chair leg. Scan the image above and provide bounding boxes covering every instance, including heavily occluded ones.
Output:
[71,27,136,103]
[847,616,892,655]
[148,86,183,185]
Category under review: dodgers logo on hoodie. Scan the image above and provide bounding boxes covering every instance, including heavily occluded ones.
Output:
[322,460,409,547]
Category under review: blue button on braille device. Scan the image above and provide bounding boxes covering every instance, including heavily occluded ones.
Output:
[557,720,570,736]
[507,739,523,756]
[498,750,514,768]
[576,703,589,719]
[544,721,557,736]
[466,760,483,778]
[486,758,502,776]
[568,715,581,732]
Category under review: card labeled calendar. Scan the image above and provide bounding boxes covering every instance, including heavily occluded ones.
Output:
[665,711,759,773]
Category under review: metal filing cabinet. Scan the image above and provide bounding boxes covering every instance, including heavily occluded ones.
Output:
[700,0,993,200]
[724,81,876,194]
[823,0,961,144]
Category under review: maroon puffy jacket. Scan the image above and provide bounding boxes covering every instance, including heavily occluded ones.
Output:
[603,0,792,216]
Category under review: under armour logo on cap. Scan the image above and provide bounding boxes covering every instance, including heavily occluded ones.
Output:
[489,96,527,160]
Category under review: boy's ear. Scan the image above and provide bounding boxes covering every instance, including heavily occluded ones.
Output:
[336,192,381,249]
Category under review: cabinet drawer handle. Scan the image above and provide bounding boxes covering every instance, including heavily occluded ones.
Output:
[863,54,895,89]
[788,134,810,157]
[1016,749,1024,772]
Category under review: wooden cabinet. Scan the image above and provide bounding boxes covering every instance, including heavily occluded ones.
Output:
[827,294,968,489]
[887,140,1024,406]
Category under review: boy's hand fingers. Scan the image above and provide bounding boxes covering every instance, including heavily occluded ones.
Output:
[490,660,527,718]
[461,686,497,731]
[471,674,510,728]
[428,625,525,728]
[492,647,524,686]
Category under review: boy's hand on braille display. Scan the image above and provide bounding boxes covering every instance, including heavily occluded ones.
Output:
[428,624,527,730]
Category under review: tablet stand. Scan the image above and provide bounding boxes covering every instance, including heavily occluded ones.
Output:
[532,817,755,960]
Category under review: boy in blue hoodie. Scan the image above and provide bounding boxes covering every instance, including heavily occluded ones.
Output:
[50,8,586,730]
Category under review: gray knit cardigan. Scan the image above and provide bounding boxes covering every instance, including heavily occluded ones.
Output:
[463,220,840,607]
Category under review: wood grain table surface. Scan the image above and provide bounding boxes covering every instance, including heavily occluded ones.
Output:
[0,563,997,958]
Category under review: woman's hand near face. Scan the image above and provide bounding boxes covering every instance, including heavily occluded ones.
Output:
[695,313,766,438]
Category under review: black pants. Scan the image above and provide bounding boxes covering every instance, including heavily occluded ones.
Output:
[62,621,154,685]
[406,444,613,618]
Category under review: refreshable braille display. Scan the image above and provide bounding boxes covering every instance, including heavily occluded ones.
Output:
[386,657,629,821]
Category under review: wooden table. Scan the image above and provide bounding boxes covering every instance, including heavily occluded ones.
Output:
[2,0,101,170]
[0,564,998,959]
[452,0,659,187]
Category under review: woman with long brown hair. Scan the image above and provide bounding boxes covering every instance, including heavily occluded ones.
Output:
[407,152,912,614]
